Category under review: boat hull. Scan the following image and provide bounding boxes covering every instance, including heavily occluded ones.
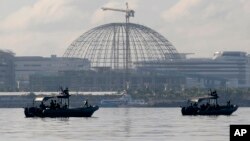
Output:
[24,106,99,118]
[181,105,238,116]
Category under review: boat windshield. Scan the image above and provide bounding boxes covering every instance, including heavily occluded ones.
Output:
[35,96,54,102]
[189,95,218,103]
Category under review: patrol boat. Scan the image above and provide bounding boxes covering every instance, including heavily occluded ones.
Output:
[181,90,238,115]
[24,89,99,118]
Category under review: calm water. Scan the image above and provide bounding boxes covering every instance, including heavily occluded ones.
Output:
[0,108,249,141]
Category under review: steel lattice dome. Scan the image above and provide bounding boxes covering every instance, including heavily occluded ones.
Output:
[63,23,180,69]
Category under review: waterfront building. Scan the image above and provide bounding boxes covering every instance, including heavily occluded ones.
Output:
[29,70,185,91]
[17,50,250,91]
[136,51,250,88]
[15,55,90,91]
[0,50,15,91]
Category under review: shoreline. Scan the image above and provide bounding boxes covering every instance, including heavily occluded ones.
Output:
[1,94,249,108]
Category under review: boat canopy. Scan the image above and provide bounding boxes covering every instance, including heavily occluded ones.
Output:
[189,95,218,103]
[34,95,71,102]
[35,96,54,102]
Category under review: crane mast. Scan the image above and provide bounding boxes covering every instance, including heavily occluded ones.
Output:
[101,3,135,90]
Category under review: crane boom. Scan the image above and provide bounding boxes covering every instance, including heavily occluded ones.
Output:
[101,3,135,22]
[101,7,127,13]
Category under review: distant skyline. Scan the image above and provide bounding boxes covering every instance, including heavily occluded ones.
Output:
[0,0,249,58]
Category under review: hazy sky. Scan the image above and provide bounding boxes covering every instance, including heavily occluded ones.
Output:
[0,0,249,58]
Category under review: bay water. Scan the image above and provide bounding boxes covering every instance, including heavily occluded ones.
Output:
[0,108,249,141]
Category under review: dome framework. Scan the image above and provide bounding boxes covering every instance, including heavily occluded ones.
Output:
[63,23,180,69]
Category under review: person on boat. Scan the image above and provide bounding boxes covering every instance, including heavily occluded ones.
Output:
[50,100,55,109]
[60,87,64,95]
[215,104,220,110]
[227,100,231,106]
[62,104,68,109]
[211,90,217,97]
[63,87,69,96]
[84,99,89,107]
[193,102,198,107]
[56,103,60,109]
[200,104,205,110]
[205,102,210,110]
[40,101,46,110]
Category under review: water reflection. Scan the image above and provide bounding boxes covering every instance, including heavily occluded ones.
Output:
[123,108,132,138]
[40,117,70,122]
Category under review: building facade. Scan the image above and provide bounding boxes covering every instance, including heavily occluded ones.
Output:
[15,55,90,91]
[29,70,185,91]
[0,50,15,91]
[136,51,250,88]
[9,51,250,91]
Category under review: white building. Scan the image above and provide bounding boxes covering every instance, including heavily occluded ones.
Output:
[15,55,90,90]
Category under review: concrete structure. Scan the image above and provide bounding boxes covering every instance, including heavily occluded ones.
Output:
[0,50,15,91]
[15,55,90,91]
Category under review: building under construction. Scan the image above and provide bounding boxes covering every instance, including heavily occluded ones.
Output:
[63,22,180,70]
[18,4,250,91]
[30,21,184,91]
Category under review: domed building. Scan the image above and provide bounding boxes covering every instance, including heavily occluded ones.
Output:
[63,23,180,70]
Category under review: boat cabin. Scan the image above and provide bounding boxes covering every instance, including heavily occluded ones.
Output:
[32,95,71,110]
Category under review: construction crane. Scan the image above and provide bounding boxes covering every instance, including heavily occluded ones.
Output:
[101,2,135,23]
[101,3,135,90]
